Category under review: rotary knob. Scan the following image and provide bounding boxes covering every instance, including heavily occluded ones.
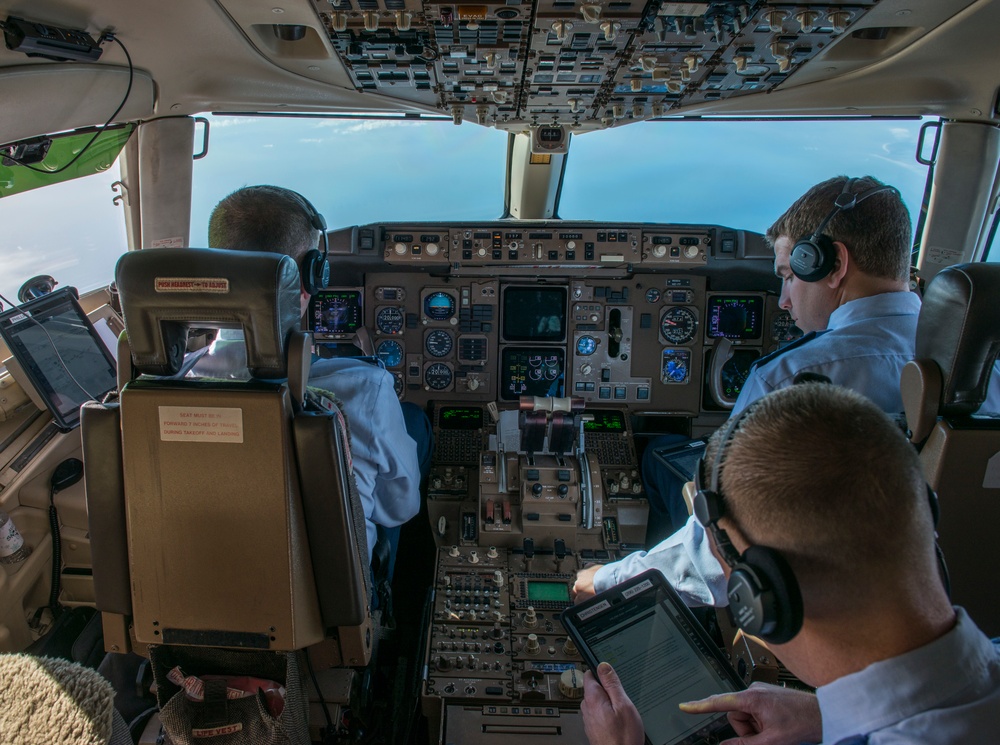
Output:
[394,242,407,255]
[524,606,538,628]
[563,637,578,656]
[525,634,540,654]
[426,242,440,256]
[493,570,504,586]
[651,244,667,258]
[559,668,585,699]
[684,244,700,258]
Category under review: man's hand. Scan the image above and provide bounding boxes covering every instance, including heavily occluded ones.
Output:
[573,565,601,603]
[581,663,645,745]
[679,682,821,745]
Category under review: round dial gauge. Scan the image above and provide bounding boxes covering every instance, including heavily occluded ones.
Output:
[376,306,404,334]
[425,329,454,357]
[376,340,403,368]
[424,362,453,390]
[424,291,456,321]
[771,312,803,343]
[660,306,697,344]
[576,335,597,356]
[645,288,661,304]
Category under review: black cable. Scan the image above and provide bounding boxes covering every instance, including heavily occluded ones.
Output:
[46,483,62,617]
[303,651,337,743]
[1,34,133,174]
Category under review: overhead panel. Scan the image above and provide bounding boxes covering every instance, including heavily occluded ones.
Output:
[312,0,883,131]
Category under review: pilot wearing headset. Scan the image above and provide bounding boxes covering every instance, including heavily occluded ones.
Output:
[576,175,923,606]
[203,185,429,581]
[581,384,1000,745]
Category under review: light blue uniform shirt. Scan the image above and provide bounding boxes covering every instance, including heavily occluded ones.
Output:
[818,608,1000,744]
[731,291,921,417]
[595,291,921,601]
[190,341,420,561]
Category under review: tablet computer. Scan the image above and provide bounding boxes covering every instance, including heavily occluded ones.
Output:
[651,437,709,483]
[560,569,744,745]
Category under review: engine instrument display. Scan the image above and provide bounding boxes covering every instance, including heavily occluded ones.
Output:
[376,306,404,334]
[661,349,691,384]
[425,329,454,357]
[707,296,763,340]
[659,306,697,345]
[500,347,564,399]
[424,291,456,321]
[425,362,453,390]
[376,339,403,368]
[311,289,362,338]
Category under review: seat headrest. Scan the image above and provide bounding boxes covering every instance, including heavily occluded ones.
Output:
[916,263,1000,416]
[116,248,302,378]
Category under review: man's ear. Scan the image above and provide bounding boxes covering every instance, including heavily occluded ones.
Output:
[825,241,850,287]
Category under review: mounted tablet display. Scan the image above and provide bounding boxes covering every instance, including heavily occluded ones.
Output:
[561,569,744,745]
[0,288,117,430]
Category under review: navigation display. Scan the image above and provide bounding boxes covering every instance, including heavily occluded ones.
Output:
[0,288,117,430]
[706,296,762,340]
[502,286,567,342]
[500,347,564,400]
[311,288,362,338]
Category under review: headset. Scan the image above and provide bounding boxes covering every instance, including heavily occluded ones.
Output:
[693,404,804,644]
[790,177,900,282]
[693,394,951,646]
[280,188,329,296]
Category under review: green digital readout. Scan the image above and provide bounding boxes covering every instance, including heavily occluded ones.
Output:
[583,410,625,432]
[527,581,571,602]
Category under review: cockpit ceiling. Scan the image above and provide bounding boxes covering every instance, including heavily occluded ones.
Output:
[224,0,980,132]
[0,0,993,141]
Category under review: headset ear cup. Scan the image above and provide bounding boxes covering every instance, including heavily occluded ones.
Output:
[790,234,836,282]
[301,248,326,296]
[728,545,803,644]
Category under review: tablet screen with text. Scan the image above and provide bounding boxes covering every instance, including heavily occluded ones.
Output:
[561,569,744,745]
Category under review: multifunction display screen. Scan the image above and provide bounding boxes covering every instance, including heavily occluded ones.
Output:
[502,286,567,342]
[706,296,762,340]
[500,347,564,399]
[311,289,362,337]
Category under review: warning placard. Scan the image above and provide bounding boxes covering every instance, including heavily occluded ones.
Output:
[159,406,244,443]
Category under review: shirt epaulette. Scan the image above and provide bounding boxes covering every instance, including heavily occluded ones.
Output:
[751,329,829,372]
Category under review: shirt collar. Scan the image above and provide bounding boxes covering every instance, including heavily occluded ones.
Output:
[817,608,993,744]
[827,291,921,332]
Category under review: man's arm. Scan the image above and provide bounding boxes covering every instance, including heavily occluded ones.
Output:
[364,371,421,527]
[574,516,728,606]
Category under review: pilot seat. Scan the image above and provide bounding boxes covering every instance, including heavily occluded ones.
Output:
[82,247,376,743]
[901,262,1000,638]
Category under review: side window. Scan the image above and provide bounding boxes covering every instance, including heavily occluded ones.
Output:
[0,167,128,303]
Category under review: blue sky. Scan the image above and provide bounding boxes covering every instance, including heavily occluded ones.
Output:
[0,115,940,302]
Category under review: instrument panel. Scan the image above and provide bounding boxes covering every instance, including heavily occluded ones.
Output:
[312,222,795,414]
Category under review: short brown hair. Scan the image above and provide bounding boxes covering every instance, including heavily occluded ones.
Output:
[766,175,912,282]
[706,384,933,600]
[208,185,319,263]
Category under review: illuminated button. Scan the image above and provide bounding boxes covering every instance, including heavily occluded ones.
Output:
[599,386,611,399]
